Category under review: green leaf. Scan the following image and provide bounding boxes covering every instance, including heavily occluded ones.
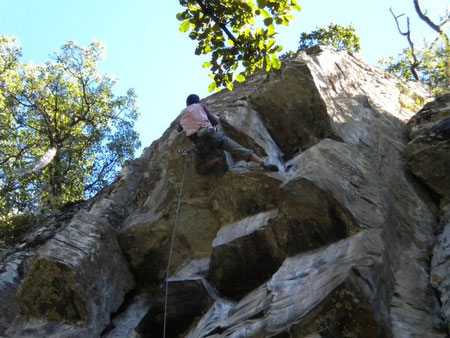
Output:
[208,81,217,92]
[267,39,276,49]
[272,54,281,69]
[179,20,191,33]
[225,79,234,91]
[235,74,245,82]
[263,18,273,26]
[257,0,267,8]
[203,62,212,68]
[258,39,265,50]
[265,54,271,71]
[258,8,271,18]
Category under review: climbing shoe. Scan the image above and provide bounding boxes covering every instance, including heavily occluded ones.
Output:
[206,157,221,170]
[261,162,279,172]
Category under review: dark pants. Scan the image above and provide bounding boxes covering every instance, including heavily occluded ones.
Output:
[195,127,253,161]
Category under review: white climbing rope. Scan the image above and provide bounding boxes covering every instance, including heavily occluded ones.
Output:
[162,151,189,338]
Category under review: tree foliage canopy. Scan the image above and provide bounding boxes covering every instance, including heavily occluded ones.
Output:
[379,42,449,94]
[177,0,301,91]
[297,23,361,52]
[0,38,140,217]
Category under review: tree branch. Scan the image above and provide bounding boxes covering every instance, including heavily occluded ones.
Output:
[194,0,239,46]
[413,0,440,33]
[390,8,420,80]
[413,0,449,47]
[83,153,118,192]
[0,145,30,167]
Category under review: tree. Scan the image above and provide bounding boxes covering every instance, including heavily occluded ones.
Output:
[0,36,20,75]
[0,36,21,136]
[0,38,140,217]
[380,1,449,94]
[176,0,301,91]
[297,23,361,52]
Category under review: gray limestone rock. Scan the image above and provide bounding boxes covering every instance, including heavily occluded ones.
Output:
[102,294,150,338]
[431,204,450,334]
[136,256,215,338]
[207,210,283,299]
[189,231,391,337]
[120,171,283,289]
[0,252,32,335]
[5,316,93,338]
[406,94,450,202]
[12,210,134,336]
[250,59,334,159]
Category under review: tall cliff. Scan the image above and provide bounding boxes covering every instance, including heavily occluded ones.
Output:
[1,46,449,338]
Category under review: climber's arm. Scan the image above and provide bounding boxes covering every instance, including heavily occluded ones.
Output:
[202,104,220,126]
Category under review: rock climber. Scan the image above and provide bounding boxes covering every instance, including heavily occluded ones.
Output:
[177,94,279,172]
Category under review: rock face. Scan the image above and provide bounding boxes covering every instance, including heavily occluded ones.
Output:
[1,46,449,337]
[16,210,134,332]
[406,94,450,335]
[406,93,450,202]
[431,205,450,334]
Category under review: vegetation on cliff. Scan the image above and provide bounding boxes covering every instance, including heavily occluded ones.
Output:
[0,38,140,242]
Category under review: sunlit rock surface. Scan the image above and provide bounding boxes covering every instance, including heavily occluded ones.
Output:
[1,46,448,337]
[189,230,390,337]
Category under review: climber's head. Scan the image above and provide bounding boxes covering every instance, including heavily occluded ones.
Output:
[186,94,200,106]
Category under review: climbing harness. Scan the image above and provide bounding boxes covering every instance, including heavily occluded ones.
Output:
[162,150,189,338]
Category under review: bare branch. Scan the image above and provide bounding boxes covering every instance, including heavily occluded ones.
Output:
[413,0,449,47]
[390,8,420,80]
[414,0,440,33]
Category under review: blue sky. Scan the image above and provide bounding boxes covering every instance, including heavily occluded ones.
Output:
[1,0,448,156]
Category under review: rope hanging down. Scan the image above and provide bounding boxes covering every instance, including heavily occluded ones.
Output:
[162,151,189,338]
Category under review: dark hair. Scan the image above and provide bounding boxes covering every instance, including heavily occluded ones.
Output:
[186,94,200,106]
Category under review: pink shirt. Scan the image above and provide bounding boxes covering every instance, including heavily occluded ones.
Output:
[178,103,217,136]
